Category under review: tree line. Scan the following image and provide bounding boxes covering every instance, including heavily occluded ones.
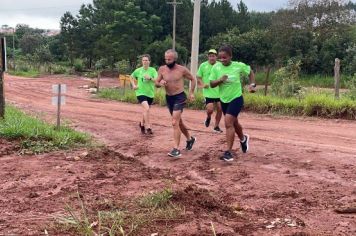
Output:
[1,0,355,75]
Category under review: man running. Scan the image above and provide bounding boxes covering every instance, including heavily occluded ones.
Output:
[197,49,223,133]
[210,45,256,162]
[155,49,196,158]
[130,54,158,135]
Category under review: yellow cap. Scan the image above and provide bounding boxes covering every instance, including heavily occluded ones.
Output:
[208,49,217,55]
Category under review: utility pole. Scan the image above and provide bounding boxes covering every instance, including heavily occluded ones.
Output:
[190,0,201,90]
[167,0,182,50]
[12,28,15,70]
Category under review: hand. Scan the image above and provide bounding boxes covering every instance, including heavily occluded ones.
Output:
[144,74,151,80]
[188,93,195,102]
[220,75,228,82]
[132,84,138,90]
[203,83,209,89]
[248,83,256,93]
[159,80,167,87]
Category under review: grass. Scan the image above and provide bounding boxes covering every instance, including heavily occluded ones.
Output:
[254,71,351,89]
[98,87,356,120]
[0,105,91,154]
[8,69,40,78]
[55,188,183,235]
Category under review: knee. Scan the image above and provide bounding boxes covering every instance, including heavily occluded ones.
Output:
[225,120,234,129]
[207,107,214,114]
[172,119,179,127]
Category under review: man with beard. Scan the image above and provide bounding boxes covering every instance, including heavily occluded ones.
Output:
[155,49,197,158]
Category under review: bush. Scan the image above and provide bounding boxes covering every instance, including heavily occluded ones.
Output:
[271,59,303,98]
[73,59,84,72]
[52,64,68,74]
[347,73,356,100]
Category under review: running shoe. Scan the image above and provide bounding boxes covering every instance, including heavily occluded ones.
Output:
[186,136,196,150]
[168,148,181,158]
[146,128,153,135]
[220,151,234,162]
[204,117,211,127]
[139,122,145,134]
[240,134,249,153]
[213,126,223,133]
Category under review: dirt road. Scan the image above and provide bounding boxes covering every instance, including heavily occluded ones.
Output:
[1,75,356,235]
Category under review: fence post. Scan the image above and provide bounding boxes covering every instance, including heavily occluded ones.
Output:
[0,38,6,119]
[264,66,271,96]
[334,58,340,99]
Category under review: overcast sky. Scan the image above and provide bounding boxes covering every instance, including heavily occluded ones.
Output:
[0,0,354,30]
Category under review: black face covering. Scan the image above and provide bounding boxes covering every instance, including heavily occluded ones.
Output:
[166,61,176,69]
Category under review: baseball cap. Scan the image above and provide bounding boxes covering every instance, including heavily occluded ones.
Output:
[208,49,217,55]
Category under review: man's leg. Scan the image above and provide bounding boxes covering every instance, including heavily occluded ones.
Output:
[172,110,183,149]
[205,101,214,127]
[141,101,150,129]
[225,114,236,152]
[179,119,191,140]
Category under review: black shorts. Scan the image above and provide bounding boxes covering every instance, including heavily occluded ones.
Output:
[221,96,244,117]
[137,95,153,105]
[205,97,220,105]
[166,92,187,115]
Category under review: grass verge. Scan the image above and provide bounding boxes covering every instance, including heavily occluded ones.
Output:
[98,87,356,120]
[0,105,91,154]
[55,188,183,235]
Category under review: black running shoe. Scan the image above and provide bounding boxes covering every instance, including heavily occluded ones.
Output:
[220,151,234,162]
[168,148,181,158]
[146,128,153,135]
[186,136,196,150]
[213,126,223,133]
[204,117,211,127]
[139,122,145,134]
[240,134,249,153]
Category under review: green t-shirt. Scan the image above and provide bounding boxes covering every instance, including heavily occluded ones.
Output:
[197,61,220,99]
[130,67,158,98]
[209,61,251,103]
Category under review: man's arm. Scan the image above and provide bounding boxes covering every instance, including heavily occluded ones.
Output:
[155,67,166,87]
[129,75,138,90]
[184,68,196,94]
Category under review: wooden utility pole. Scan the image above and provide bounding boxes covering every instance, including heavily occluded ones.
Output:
[190,0,201,91]
[0,37,6,119]
[334,58,340,100]
[167,0,182,50]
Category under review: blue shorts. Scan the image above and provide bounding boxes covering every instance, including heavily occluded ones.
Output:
[205,97,220,105]
[221,96,244,117]
[137,95,153,105]
[166,92,186,115]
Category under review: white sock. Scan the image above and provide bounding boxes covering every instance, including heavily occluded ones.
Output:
[240,136,246,143]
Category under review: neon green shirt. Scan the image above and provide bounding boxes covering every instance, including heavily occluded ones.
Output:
[197,61,220,99]
[209,61,251,103]
[131,67,158,98]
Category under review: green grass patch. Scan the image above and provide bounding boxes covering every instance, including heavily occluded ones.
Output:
[254,72,351,89]
[0,106,91,154]
[55,189,183,235]
[98,87,356,120]
[244,93,356,119]
[8,69,40,78]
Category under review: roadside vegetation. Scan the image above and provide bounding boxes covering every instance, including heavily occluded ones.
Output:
[0,105,91,154]
[55,188,183,235]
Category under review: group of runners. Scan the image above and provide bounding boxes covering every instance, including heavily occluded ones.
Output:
[129,45,256,161]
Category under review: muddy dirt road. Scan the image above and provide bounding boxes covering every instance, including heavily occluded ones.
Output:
[1,75,356,235]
